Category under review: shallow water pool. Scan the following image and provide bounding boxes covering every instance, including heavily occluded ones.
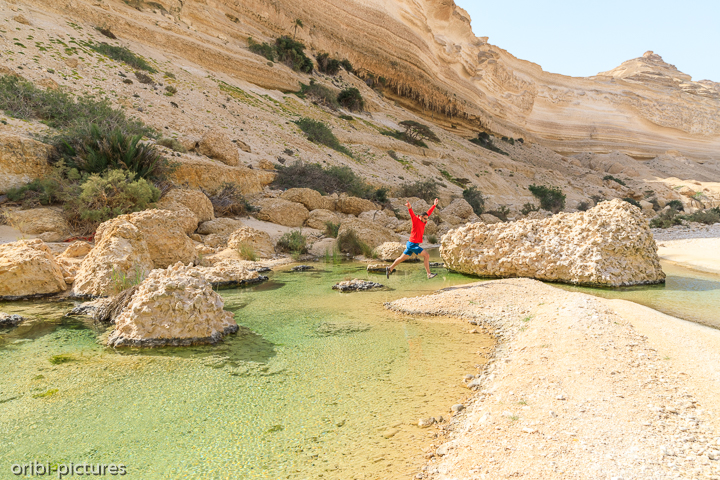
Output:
[0,260,491,479]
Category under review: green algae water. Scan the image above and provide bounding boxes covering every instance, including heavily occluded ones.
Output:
[0,260,491,480]
[555,260,720,330]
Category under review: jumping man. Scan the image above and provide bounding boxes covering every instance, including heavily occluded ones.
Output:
[387,198,439,279]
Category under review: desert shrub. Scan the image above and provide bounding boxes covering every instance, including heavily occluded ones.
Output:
[337,229,373,257]
[520,203,539,215]
[487,205,510,222]
[95,26,117,39]
[90,43,156,73]
[275,36,313,73]
[205,183,253,217]
[316,53,342,75]
[237,243,258,261]
[340,59,353,73]
[439,169,469,187]
[396,180,438,203]
[683,209,720,225]
[134,71,154,84]
[388,150,399,161]
[299,80,339,109]
[666,199,684,211]
[247,37,275,62]
[337,88,364,111]
[462,186,484,215]
[622,197,641,208]
[64,124,172,180]
[276,230,307,254]
[427,234,438,244]
[399,120,440,143]
[603,175,626,186]
[577,201,590,212]
[650,208,682,229]
[339,115,353,121]
[295,118,352,157]
[6,166,70,207]
[528,184,565,213]
[272,161,384,201]
[64,169,160,233]
[164,85,177,96]
[469,132,508,156]
[157,137,187,153]
[324,221,340,238]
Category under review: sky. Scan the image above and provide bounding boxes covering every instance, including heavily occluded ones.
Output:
[454,0,720,82]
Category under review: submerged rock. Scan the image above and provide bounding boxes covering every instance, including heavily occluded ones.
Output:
[291,265,314,271]
[315,321,371,336]
[0,313,25,327]
[441,199,665,287]
[107,263,238,347]
[0,239,67,299]
[332,279,384,292]
[367,263,388,273]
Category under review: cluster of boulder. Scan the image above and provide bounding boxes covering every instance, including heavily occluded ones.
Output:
[440,199,665,287]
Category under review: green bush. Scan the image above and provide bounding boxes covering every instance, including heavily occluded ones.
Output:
[90,43,157,73]
[683,209,720,225]
[577,201,590,212]
[520,202,539,215]
[324,221,340,238]
[622,197,641,208]
[337,88,364,111]
[487,205,510,222]
[462,186,484,215]
[469,132,508,156]
[427,234,438,244]
[276,230,307,254]
[295,118,352,157]
[65,169,160,233]
[204,183,253,217]
[396,180,438,203]
[340,59,353,73]
[275,36,313,73]
[316,53,341,75]
[64,124,172,180]
[272,161,385,201]
[666,199,684,212]
[299,80,339,109]
[650,208,682,229]
[96,26,117,39]
[157,137,187,153]
[399,120,440,143]
[248,37,275,62]
[337,229,374,257]
[603,175,626,186]
[528,184,565,213]
[236,243,258,261]
[6,166,69,207]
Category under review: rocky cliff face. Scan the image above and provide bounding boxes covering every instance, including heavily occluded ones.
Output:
[15,0,720,162]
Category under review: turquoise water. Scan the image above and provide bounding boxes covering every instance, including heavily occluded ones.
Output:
[0,261,491,479]
[555,261,720,329]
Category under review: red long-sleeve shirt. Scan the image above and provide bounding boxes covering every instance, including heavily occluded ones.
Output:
[408,205,435,244]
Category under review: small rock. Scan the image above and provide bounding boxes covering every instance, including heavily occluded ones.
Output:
[418,417,436,428]
[556,394,566,400]
[451,404,465,413]
[291,265,314,272]
[0,313,25,328]
[381,428,399,438]
[332,279,384,292]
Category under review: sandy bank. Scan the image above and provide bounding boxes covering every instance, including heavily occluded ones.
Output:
[387,278,720,479]
[654,224,720,275]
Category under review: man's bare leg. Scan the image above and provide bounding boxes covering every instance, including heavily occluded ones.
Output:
[388,254,409,275]
[421,251,434,278]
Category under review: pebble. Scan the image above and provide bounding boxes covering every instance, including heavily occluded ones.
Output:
[451,404,465,413]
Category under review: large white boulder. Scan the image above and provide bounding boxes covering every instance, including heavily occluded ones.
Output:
[440,199,665,287]
[0,239,67,298]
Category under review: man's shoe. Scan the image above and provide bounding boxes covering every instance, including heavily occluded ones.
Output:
[427,273,437,279]
[386,267,390,279]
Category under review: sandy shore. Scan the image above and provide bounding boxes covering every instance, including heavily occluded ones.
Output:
[387,278,720,479]
[654,224,720,275]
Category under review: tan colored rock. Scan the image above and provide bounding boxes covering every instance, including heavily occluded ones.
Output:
[308,237,337,256]
[73,221,154,297]
[375,241,407,261]
[150,200,198,235]
[0,239,67,298]
[425,219,438,236]
[442,198,474,219]
[197,218,244,236]
[171,156,274,194]
[59,241,93,259]
[442,214,465,226]
[280,188,336,211]
[254,198,309,227]
[305,209,341,230]
[5,208,71,240]
[441,199,665,287]
[258,159,274,170]
[358,210,400,229]
[390,198,431,220]
[480,213,503,224]
[227,226,275,258]
[107,263,238,347]
[194,259,262,286]
[336,197,378,216]
[201,234,229,249]
[97,210,196,269]
[159,189,214,223]
[338,218,400,249]
[0,134,53,194]
[197,130,239,166]
[37,78,59,90]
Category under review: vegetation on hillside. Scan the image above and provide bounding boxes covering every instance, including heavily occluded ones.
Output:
[272,161,387,202]
[295,118,353,157]
[469,132,508,156]
[463,186,484,216]
[528,184,566,213]
[396,180,438,203]
[89,42,157,73]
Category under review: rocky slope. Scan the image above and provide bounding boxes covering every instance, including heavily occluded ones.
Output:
[0,0,718,215]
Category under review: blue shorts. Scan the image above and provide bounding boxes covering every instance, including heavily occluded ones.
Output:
[403,241,423,256]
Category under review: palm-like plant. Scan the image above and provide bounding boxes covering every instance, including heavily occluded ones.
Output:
[293,19,303,39]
